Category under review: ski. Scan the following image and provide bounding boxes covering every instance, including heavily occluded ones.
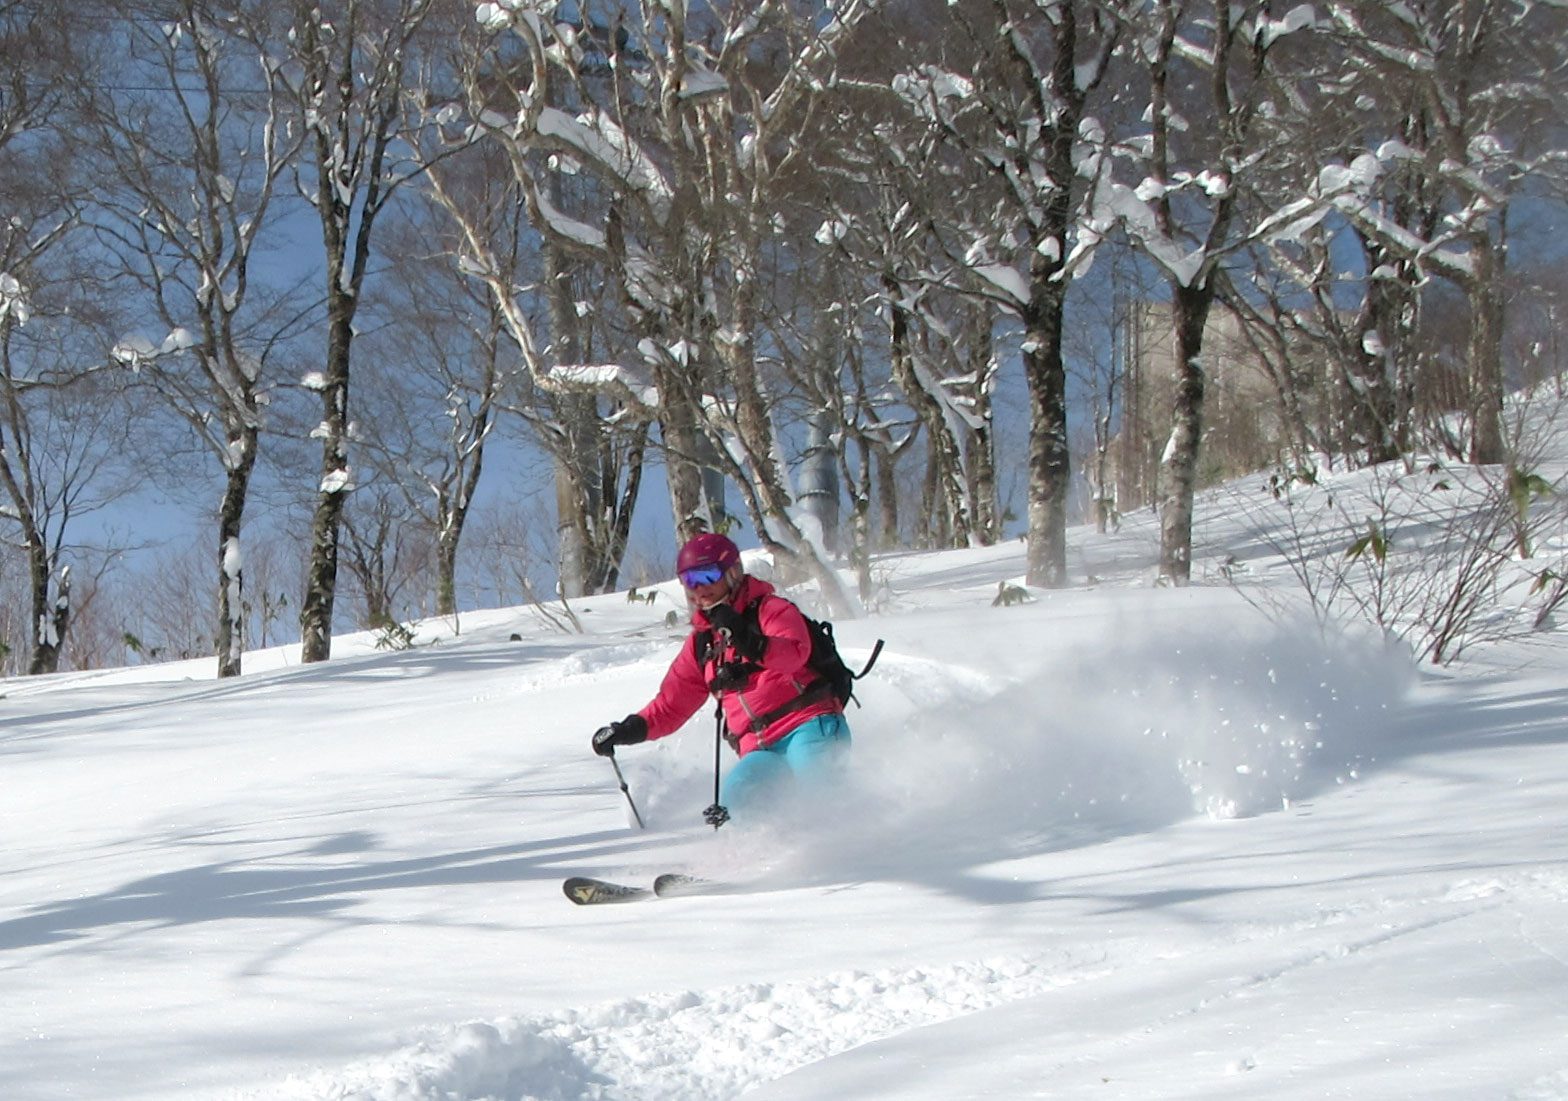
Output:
[561,873,725,904]
[562,876,651,905]
[652,873,718,898]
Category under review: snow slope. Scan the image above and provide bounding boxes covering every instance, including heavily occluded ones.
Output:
[3,483,1567,1099]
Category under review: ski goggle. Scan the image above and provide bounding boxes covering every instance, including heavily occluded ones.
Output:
[679,564,728,589]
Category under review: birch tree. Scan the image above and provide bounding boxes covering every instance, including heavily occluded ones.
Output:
[274,0,445,662]
[466,0,880,613]
[1313,0,1568,467]
[355,181,515,617]
[886,0,1123,585]
[526,245,651,598]
[820,162,987,550]
[0,298,135,675]
[1232,47,1436,468]
[86,3,304,678]
[761,232,916,590]
[0,3,125,674]
[417,138,646,597]
[1084,0,1310,583]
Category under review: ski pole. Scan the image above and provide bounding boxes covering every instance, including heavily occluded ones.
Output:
[606,752,645,829]
[703,706,730,829]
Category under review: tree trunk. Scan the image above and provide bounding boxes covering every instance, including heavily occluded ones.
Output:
[967,419,997,547]
[1020,290,1070,586]
[587,422,647,593]
[0,450,67,675]
[544,232,595,599]
[26,539,66,676]
[884,276,971,547]
[1158,282,1214,585]
[436,406,486,617]
[660,386,709,542]
[849,443,875,601]
[554,451,590,599]
[875,441,900,550]
[799,412,841,554]
[962,325,999,546]
[291,0,428,660]
[1467,236,1507,465]
[1009,0,1087,586]
[299,306,354,663]
[434,520,460,618]
[215,425,258,678]
[1350,236,1409,465]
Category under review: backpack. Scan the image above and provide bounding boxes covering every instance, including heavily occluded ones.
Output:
[697,598,884,709]
[801,614,881,708]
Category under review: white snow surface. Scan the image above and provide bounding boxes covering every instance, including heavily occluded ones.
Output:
[5,475,1568,1099]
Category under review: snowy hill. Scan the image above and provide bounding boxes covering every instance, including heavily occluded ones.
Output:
[4,471,1568,1100]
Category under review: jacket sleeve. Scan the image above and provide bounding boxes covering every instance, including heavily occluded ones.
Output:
[754,595,813,678]
[636,633,713,740]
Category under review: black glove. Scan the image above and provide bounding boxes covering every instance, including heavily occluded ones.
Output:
[709,660,760,693]
[705,603,766,661]
[591,714,648,757]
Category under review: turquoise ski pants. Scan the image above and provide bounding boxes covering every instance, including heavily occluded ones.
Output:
[720,712,851,816]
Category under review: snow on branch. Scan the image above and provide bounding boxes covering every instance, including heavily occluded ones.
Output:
[1326,5,1434,72]
[535,107,672,221]
[0,273,31,326]
[967,263,1030,311]
[111,328,201,369]
[548,363,659,413]
[319,468,355,495]
[1310,151,1480,282]
[1089,175,1206,287]
[1255,4,1321,49]
[533,188,606,250]
[678,65,728,101]
[891,66,975,125]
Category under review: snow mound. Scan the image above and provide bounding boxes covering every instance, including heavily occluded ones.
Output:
[260,955,1079,1101]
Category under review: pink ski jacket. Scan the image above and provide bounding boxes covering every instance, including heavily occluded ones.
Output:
[637,575,840,756]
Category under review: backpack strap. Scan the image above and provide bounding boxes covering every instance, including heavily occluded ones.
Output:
[735,677,836,735]
[853,636,885,680]
[697,595,794,678]
[698,594,836,741]
[693,627,718,668]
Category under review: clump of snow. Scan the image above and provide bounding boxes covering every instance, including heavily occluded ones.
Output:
[270,957,1063,1101]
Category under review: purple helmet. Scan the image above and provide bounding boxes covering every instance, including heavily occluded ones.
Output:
[676,533,740,586]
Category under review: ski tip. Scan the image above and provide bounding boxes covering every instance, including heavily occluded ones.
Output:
[652,873,712,897]
[562,876,651,905]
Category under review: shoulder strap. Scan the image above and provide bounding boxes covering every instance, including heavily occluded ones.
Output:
[739,678,836,734]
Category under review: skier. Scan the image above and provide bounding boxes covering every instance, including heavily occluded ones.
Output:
[590,533,851,824]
